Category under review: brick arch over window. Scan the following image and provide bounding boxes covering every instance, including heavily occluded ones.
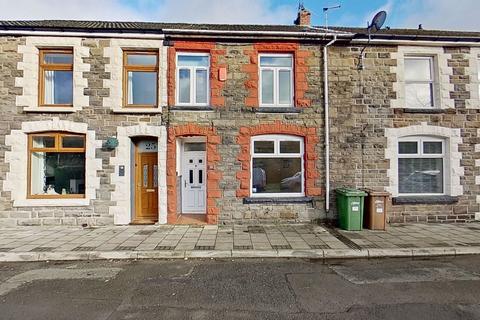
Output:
[236,121,321,198]
[167,124,222,224]
[167,41,227,107]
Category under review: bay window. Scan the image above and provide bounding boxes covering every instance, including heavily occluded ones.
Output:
[176,53,210,106]
[259,54,293,107]
[39,49,73,106]
[404,56,435,108]
[28,132,86,198]
[398,136,445,195]
[123,51,158,107]
[251,135,304,197]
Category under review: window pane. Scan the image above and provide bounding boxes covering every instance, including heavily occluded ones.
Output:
[44,70,73,105]
[398,158,443,194]
[43,53,73,65]
[280,141,300,153]
[252,158,302,194]
[127,71,157,105]
[253,141,274,153]
[126,54,157,66]
[30,152,85,195]
[153,165,158,188]
[405,83,433,108]
[178,55,209,67]
[62,136,84,148]
[32,136,55,148]
[278,70,291,104]
[198,169,203,184]
[179,69,191,103]
[143,165,148,188]
[261,70,274,104]
[184,143,206,151]
[260,56,292,67]
[195,69,208,104]
[423,141,443,154]
[405,58,431,81]
[398,141,418,154]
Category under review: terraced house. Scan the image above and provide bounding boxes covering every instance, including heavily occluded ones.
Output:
[0,8,479,227]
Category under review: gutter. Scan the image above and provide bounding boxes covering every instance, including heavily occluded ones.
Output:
[0,30,166,39]
[351,38,480,47]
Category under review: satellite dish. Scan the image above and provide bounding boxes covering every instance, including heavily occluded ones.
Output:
[368,10,387,33]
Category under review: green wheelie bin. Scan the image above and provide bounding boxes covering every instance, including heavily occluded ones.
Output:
[335,188,367,231]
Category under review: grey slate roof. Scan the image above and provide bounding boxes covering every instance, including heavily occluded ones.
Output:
[0,20,479,41]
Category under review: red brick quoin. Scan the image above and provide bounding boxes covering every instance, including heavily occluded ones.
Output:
[167,41,227,107]
[167,124,222,224]
[236,121,322,198]
[243,43,312,108]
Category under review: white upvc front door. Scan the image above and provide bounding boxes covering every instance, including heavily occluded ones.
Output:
[181,151,206,213]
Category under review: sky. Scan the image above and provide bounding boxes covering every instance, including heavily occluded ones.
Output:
[0,0,478,31]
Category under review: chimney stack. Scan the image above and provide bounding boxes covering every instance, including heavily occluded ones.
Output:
[294,6,311,26]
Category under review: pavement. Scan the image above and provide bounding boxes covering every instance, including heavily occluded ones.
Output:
[0,223,479,262]
[1,257,480,319]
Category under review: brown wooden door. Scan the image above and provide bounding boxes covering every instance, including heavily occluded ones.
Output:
[134,152,158,223]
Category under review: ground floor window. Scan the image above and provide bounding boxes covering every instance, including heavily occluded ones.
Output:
[251,134,304,197]
[28,132,86,198]
[398,136,445,195]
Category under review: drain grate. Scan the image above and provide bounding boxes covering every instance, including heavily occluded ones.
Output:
[324,227,362,250]
[136,230,156,236]
[32,247,55,252]
[395,243,417,248]
[155,245,175,250]
[195,246,215,250]
[247,226,265,234]
[115,246,137,251]
[233,245,253,250]
[271,244,292,250]
[309,244,330,249]
[72,246,96,251]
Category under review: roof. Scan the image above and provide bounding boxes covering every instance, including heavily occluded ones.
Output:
[0,20,333,34]
[330,26,480,41]
[0,20,479,42]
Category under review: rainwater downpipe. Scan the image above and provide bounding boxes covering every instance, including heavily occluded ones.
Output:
[323,35,337,214]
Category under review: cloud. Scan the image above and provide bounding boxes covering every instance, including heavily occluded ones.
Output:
[0,0,297,24]
[0,0,144,21]
[399,0,480,31]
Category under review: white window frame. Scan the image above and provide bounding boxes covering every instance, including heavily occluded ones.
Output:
[397,136,446,196]
[258,54,294,107]
[175,52,210,107]
[250,134,304,197]
[404,55,436,109]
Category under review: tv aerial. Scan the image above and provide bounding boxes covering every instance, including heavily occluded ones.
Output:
[358,10,387,69]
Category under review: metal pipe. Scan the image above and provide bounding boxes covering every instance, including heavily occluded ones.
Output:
[323,35,337,213]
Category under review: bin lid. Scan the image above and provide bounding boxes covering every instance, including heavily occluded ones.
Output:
[363,188,390,196]
[335,188,367,196]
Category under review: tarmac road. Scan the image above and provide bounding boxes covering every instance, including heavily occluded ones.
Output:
[1,256,480,319]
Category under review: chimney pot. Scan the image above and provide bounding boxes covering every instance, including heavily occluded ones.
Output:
[294,8,311,26]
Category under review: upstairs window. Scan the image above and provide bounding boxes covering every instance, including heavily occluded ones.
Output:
[398,136,445,195]
[176,53,210,106]
[251,135,304,197]
[123,51,158,107]
[39,49,73,106]
[259,54,293,107]
[28,132,86,198]
[404,56,435,108]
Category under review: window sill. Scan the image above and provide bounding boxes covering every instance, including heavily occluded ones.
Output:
[112,108,163,114]
[13,198,90,207]
[169,106,214,111]
[24,107,76,113]
[256,107,300,114]
[394,108,456,114]
[243,196,312,204]
[392,195,459,205]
